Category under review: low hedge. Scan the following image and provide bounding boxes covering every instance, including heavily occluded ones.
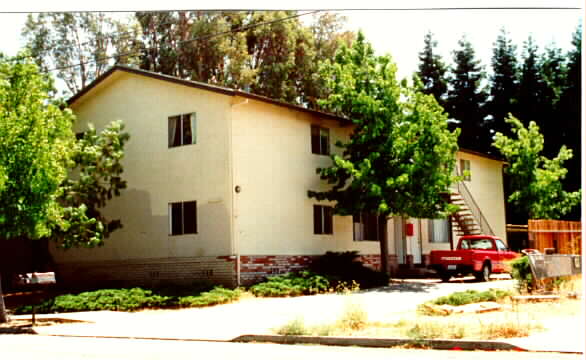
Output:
[14,286,242,314]
[249,270,330,297]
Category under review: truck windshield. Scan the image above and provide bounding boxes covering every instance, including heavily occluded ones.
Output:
[468,238,493,250]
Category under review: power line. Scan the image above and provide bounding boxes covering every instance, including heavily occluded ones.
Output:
[5,10,265,64]
[44,10,321,73]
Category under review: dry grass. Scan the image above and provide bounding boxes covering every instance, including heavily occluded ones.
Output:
[274,296,582,340]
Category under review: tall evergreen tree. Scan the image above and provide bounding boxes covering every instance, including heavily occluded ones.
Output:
[557,23,582,212]
[416,31,448,109]
[539,43,567,158]
[517,36,547,129]
[446,36,489,152]
[488,28,519,139]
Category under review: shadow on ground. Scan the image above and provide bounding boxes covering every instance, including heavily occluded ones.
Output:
[361,281,440,293]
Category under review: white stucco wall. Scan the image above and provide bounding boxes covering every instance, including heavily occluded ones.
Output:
[421,151,507,255]
[53,72,234,263]
[230,98,388,256]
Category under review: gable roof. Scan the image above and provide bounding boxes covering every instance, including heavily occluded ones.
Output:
[68,65,504,163]
[67,65,347,124]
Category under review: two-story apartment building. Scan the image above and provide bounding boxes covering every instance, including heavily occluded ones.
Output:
[52,65,507,287]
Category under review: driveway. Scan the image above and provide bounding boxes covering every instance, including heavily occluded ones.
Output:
[24,277,517,341]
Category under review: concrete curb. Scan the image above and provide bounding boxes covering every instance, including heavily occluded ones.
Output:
[232,334,528,352]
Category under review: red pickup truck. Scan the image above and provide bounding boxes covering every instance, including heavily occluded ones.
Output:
[429,235,519,282]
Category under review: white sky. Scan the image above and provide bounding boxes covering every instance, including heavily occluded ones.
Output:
[0,1,583,83]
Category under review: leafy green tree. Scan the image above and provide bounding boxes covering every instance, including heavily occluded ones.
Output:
[446,36,489,152]
[0,56,129,323]
[22,12,141,95]
[416,31,448,109]
[492,116,581,220]
[308,33,460,274]
[488,28,519,139]
[50,122,130,249]
[0,56,75,323]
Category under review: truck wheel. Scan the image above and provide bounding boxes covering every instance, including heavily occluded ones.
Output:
[440,274,451,282]
[475,264,491,282]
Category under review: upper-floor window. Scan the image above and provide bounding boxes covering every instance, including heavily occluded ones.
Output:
[313,205,333,235]
[353,212,379,241]
[169,200,197,235]
[311,125,329,155]
[460,159,471,181]
[169,113,196,148]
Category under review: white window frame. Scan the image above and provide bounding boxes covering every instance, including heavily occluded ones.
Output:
[168,113,196,148]
[169,200,197,235]
[311,124,330,155]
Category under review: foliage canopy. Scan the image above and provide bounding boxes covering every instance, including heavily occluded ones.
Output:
[492,115,581,219]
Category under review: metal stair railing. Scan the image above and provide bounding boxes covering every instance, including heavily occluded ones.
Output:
[454,181,495,236]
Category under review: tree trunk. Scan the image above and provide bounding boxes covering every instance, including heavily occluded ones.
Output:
[379,214,389,275]
[0,273,8,323]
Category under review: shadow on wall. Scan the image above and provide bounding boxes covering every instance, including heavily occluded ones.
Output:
[51,189,235,289]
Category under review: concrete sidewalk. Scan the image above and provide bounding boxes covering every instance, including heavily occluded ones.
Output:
[3,280,583,354]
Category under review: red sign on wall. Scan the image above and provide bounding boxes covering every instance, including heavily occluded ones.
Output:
[405,223,414,236]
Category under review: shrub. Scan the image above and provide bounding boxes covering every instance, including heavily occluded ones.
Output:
[249,271,330,297]
[274,318,310,336]
[337,301,368,330]
[430,288,512,307]
[14,286,242,314]
[311,251,389,289]
[509,256,534,293]
[178,287,242,307]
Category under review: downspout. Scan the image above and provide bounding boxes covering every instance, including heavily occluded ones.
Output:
[230,97,249,286]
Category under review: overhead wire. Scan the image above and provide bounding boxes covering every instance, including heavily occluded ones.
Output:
[44,10,321,73]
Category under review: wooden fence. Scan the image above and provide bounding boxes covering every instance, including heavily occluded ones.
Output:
[528,220,582,254]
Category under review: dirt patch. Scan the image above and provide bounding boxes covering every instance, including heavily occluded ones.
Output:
[273,297,581,341]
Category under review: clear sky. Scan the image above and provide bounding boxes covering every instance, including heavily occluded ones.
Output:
[0,1,583,83]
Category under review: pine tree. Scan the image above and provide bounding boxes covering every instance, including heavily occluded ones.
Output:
[557,23,582,215]
[488,28,519,139]
[417,31,448,110]
[517,36,547,129]
[446,36,489,152]
[539,43,567,158]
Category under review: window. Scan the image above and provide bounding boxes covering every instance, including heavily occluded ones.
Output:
[313,205,333,235]
[469,238,493,250]
[169,201,197,235]
[168,113,196,148]
[353,212,380,241]
[460,159,471,181]
[311,125,329,155]
[496,239,508,251]
[429,218,449,243]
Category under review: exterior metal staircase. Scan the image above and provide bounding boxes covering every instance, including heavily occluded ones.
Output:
[449,181,495,236]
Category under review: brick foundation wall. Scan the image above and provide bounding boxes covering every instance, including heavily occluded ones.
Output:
[55,256,237,289]
[55,253,402,289]
[239,254,399,285]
